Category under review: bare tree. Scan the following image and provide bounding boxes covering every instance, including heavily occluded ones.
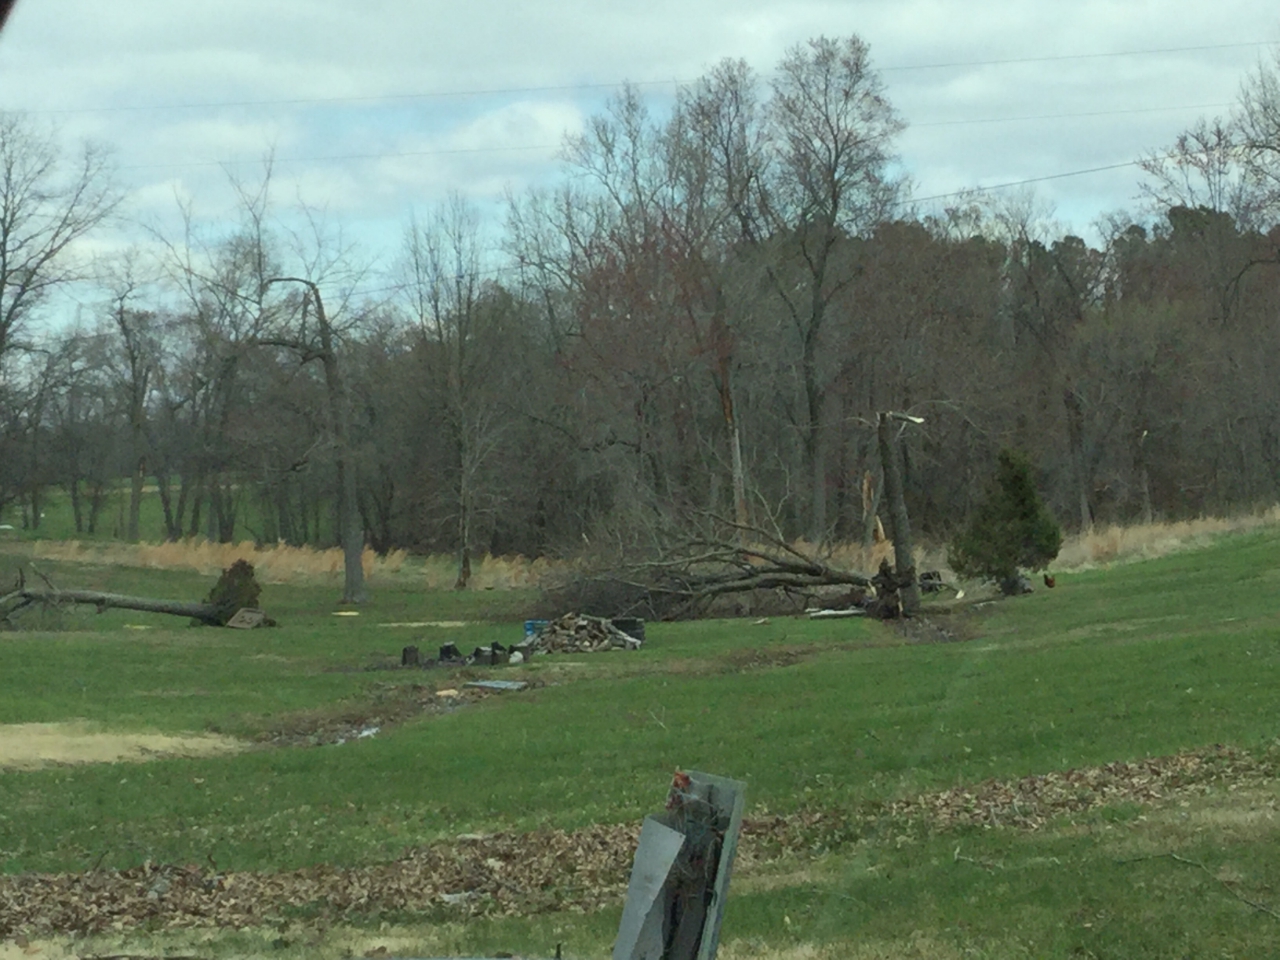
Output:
[400,195,512,589]
[0,113,119,362]
[97,255,162,542]
[762,35,906,541]
[1237,46,1280,217]
[1138,118,1268,227]
[263,275,367,604]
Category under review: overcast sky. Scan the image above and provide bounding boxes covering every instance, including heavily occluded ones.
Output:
[1,0,1278,287]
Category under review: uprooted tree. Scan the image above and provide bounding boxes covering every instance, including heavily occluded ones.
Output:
[540,514,876,620]
[0,559,270,628]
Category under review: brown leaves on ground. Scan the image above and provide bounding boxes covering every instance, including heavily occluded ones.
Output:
[2,744,1276,937]
[0,824,639,938]
[887,743,1278,831]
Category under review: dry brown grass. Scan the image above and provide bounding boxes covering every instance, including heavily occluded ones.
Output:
[31,539,407,583]
[25,508,1280,589]
[1054,506,1280,571]
[821,508,1280,580]
[416,552,565,590]
[28,538,571,589]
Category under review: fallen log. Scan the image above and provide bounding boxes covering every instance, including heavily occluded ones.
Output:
[1,589,226,625]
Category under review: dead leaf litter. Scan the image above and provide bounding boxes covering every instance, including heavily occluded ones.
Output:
[1,743,1275,936]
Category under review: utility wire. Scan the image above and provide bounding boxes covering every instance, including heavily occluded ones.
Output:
[909,160,1146,205]
[13,40,1275,116]
[880,40,1274,72]
[117,143,558,172]
[342,154,1183,301]
[912,101,1233,128]
[117,100,1232,172]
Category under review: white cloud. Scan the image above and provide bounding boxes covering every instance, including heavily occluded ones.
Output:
[0,0,1274,260]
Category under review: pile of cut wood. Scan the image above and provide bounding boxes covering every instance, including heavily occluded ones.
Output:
[525,614,643,654]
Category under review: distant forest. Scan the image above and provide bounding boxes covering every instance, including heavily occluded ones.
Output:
[3,36,1280,571]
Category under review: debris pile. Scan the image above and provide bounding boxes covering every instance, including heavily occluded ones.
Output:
[527,614,644,654]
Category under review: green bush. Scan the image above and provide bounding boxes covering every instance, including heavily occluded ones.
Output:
[949,449,1062,591]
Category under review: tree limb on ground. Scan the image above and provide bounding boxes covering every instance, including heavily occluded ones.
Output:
[0,588,227,626]
[545,515,876,620]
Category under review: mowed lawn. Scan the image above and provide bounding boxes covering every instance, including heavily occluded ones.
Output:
[1,530,1279,958]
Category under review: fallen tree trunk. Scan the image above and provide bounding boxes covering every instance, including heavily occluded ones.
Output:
[1,589,225,625]
[543,515,876,620]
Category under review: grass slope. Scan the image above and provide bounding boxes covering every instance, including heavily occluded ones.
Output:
[1,528,1279,956]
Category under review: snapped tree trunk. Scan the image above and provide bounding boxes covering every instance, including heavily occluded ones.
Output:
[878,412,920,616]
[1063,387,1092,530]
[263,276,368,605]
[322,336,367,605]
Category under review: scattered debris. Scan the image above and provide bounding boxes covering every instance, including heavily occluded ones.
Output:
[256,682,533,747]
[807,608,864,620]
[332,611,361,617]
[225,608,268,630]
[1000,574,1034,596]
[464,680,529,693]
[526,614,644,654]
[614,770,745,960]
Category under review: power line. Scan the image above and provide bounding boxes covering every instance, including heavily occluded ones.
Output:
[26,79,685,116]
[14,40,1275,116]
[910,159,1145,205]
[114,99,1231,173]
[118,143,559,172]
[912,101,1233,129]
[880,40,1274,72]
[331,150,1198,300]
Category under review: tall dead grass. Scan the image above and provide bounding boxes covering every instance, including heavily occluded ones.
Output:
[1054,506,1280,571]
[32,539,408,583]
[30,538,566,589]
[417,553,566,590]
[29,508,1280,587]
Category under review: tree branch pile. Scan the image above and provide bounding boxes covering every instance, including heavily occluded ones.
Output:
[541,517,874,620]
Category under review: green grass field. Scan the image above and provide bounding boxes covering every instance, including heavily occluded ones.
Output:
[0,482,328,545]
[1,527,1279,958]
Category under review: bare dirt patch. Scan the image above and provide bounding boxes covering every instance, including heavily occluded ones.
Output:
[0,722,243,770]
[256,680,542,747]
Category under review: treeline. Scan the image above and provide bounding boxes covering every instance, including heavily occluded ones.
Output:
[2,37,1280,576]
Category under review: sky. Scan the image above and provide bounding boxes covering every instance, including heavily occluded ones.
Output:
[0,0,1277,296]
